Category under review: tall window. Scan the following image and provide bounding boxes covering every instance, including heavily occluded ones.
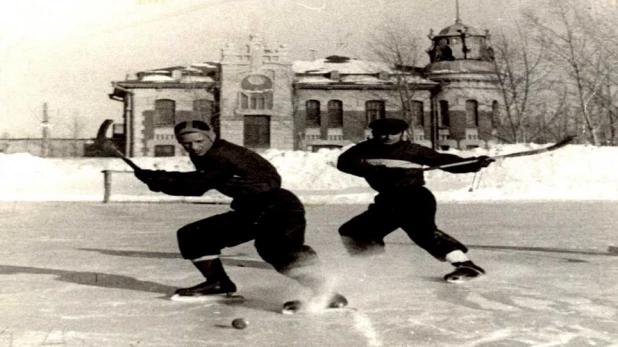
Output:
[366,100,385,124]
[439,100,450,127]
[410,101,424,127]
[492,100,500,127]
[306,100,320,127]
[154,99,175,126]
[239,92,272,110]
[240,94,249,109]
[251,94,266,109]
[466,100,479,126]
[194,99,213,122]
[327,100,343,128]
[244,115,270,149]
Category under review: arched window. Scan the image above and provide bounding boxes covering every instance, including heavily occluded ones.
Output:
[306,100,320,128]
[466,100,479,126]
[327,100,343,128]
[439,100,450,127]
[154,99,175,126]
[239,75,273,110]
[366,100,385,124]
[410,101,424,127]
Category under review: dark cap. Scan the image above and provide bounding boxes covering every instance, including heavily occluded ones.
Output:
[174,120,212,138]
[369,118,409,134]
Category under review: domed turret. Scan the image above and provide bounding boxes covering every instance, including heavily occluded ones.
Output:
[423,9,501,151]
[427,20,494,63]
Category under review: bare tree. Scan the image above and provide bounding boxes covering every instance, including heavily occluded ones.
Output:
[365,23,426,141]
[492,24,549,143]
[523,0,618,145]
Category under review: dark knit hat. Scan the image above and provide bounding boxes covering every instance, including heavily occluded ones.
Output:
[174,120,213,138]
[369,118,409,134]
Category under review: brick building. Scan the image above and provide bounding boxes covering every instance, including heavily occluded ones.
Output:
[110,21,501,157]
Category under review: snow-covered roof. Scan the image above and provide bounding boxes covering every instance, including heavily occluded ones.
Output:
[141,75,175,82]
[180,76,215,83]
[292,57,392,75]
[294,76,334,84]
[121,57,436,87]
[135,62,219,82]
[292,56,436,86]
[190,62,219,69]
[339,75,382,84]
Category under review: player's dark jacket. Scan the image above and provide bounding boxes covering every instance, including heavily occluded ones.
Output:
[148,139,281,208]
[337,140,484,192]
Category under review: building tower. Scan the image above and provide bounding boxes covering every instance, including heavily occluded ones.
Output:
[425,7,500,149]
[219,34,294,150]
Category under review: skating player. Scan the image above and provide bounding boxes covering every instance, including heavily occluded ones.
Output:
[336,118,494,283]
[134,120,346,312]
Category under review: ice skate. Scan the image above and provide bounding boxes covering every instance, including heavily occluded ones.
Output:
[444,261,485,283]
[282,293,348,315]
[171,279,243,302]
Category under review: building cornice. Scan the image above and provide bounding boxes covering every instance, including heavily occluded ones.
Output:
[294,83,437,90]
[114,81,215,89]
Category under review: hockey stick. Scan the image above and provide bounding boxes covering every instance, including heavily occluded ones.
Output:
[422,135,576,171]
[95,119,142,172]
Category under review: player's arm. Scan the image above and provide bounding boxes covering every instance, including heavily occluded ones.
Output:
[411,144,491,173]
[135,166,230,196]
[337,145,386,177]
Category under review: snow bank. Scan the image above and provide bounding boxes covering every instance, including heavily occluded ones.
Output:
[0,143,616,203]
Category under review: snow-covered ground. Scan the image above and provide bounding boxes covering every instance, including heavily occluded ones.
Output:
[1,142,617,203]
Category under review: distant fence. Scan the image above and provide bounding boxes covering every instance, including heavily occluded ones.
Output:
[0,138,95,157]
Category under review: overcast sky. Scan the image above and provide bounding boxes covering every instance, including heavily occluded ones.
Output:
[0,0,609,138]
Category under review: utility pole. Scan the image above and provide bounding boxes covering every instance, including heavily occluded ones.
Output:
[41,102,51,157]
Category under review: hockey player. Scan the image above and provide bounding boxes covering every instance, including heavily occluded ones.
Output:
[134,120,346,312]
[336,118,494,283]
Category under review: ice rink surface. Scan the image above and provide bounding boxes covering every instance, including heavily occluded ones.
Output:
[1,201,617,347]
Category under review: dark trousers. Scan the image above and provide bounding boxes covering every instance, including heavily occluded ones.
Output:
[338,185,467,260]
[177,189,318,273]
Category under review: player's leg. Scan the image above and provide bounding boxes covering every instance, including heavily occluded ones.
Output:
[253,189,347,313]
[397,186,485,283]
[338,203,399,257]
[175,212,254,297]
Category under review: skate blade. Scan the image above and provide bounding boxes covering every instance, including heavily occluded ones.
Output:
[282,308,355,315]
[171,293,244,302]
[445,274,483,284]
[282,306,354,315]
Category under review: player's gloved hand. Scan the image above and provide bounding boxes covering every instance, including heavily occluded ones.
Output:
[134,169,164,183]
[146,179,165,192]
[144,174,173,192]
[476,156,495,168]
